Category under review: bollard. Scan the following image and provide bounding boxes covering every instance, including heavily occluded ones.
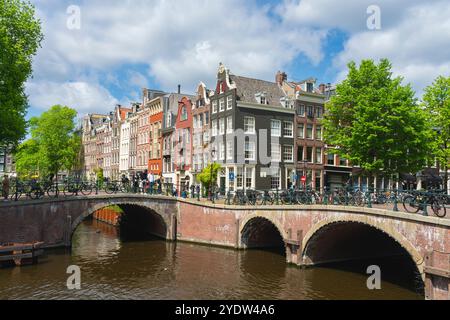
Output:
[392,190,399,212]
[367,191,372,208]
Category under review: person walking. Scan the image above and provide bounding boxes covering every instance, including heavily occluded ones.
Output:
[2,175,10,201]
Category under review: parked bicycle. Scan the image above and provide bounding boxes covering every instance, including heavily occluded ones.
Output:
[402,190,446,217]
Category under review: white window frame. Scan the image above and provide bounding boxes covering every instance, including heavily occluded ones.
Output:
[271,120,281,137]
[271,143,281,162]
[283,121,294,138]
[245,141,256,161]
[226,116,233,134]
[244,117,255,134]
[212,101,218,114]
[283,145,294,163]
[227,140,233,160]
[227,95,233,110]
[211,120,217,137]
[219,98,225,112]
[219,118,225,135]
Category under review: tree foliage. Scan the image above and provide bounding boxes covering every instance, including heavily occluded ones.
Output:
[15,105,80,178]
[323,59,432,177]
[422,75,450,189]
[0,0,43,146]
[197,163,222,188]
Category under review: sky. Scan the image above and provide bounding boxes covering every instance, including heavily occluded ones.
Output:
[26,0,450,119]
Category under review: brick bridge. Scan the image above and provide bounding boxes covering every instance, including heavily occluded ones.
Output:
[0,195,449,300]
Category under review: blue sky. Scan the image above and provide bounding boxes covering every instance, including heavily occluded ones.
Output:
[26,0,450,119]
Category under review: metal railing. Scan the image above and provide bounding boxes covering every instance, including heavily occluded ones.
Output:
[1,180,448,218]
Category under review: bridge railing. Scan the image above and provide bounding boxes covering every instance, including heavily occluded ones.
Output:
[1,179,448,218]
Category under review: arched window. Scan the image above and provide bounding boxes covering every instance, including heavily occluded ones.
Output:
[181,106,188,121]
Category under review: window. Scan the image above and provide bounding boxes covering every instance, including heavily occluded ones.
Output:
[181,106,188,121]
[307,106,314,117]
[306,124,313,139]
[219,98,225,112]
[297,104,305,116]
[199,114,203,127]
[271,169,280,190]
[315,147,322,164]
[340,157,347,166]
[244,117,255,134]
[227,95,233,110]
[237,167,243,188]
[227,116,233,134]
[193,115,198,128]
[297,124,304,138]
[245,167,253,188]
[203,131,209,144]
[212,101,218,114]
[271,120,281,137]
[307,82,313,93]
[316,106,323,118]
[297,146,304,161]
[212,120,217,136]
[260,96,266,105]
[245,141,256,160]
[315,125,322,140]
[271,143,281,162]
[327,153,334,165]
[283,121,293,137]
[227,140,233,160]
[219,118,225,135]
[306,147,313,162]
[204,112,209,124]
[219,142,225,160]
[283,145,293,162]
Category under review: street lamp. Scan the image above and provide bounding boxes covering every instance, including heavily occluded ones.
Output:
[210,148,216,203]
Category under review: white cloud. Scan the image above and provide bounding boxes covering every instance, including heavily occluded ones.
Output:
[332,1,450,93]
[30,0,328,93]
[278,0,450,94]
[27,81,119,114]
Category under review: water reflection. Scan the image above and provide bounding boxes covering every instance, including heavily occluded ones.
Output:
[0,220,424,300]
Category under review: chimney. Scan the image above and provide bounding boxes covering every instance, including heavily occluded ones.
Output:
[319,83,326,94]
[276,71,287,86]
[178,85,181,94]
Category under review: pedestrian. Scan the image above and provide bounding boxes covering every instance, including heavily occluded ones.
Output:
[2,175,10,201]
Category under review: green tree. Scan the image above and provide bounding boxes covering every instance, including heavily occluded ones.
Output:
[14,139,42,178]
[422,76,450,190]
[14,105,80,179]
[323,59,433,180]
[197,163,222,194]
[0,0,43,146]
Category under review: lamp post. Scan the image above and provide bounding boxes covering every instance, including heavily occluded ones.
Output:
[210,148,216,203]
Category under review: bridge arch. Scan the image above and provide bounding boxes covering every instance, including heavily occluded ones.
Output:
[301,216,425,279]
[239,213,287,254]
[70,201,171,245]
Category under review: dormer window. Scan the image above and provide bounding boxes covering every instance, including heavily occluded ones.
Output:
[255,92,268,105]
[307,82,314,93]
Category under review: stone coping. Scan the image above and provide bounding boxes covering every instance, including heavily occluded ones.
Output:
[1,194,449,228]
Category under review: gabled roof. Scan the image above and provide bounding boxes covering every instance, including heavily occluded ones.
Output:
[229,74,285,106]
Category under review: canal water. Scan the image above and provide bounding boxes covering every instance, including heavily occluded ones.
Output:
[0,219,424,300]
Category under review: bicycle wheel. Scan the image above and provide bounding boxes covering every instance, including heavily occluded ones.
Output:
[431,200,446,218]
[81,183,93,196]
[29,187,44,200]
[403,195,420,213]
[63,184,76,197]
[255,193,264,206]
[104,184,116,194]
[46,184,59,198]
